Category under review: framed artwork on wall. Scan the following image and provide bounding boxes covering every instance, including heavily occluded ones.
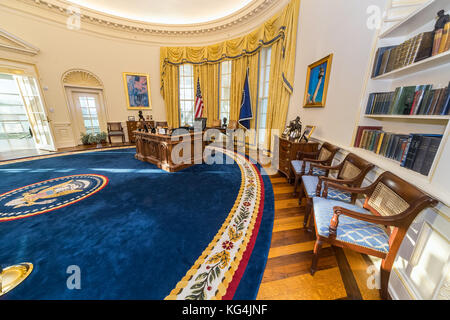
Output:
[303,54,333,108]
[123,72,152,110]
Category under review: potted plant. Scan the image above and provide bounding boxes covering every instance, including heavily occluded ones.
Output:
[80,132,107,147]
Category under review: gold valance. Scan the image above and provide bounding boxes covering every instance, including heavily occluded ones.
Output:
[160,0,300,95]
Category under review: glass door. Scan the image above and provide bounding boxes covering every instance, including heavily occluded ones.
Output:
[72,92,106,140]
[15,75,55,151]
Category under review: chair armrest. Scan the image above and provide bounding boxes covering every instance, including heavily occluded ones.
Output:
[318,176,358,185]
[296,150,319,160]
[322,181,372,199]
[310,163,342,171]
[329,206,402,238]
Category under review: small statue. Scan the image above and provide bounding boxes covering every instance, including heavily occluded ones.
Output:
[138,111,148,133]
[435,10,449,31]
[223,117,228,128]
[282,116,302,141]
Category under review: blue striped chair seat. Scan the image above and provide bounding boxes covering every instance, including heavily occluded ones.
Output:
[291,160,327,176]
[302,175,352,202]
[313,197,390,254]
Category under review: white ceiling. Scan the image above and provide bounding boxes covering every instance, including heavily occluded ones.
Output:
[67,0,256,25]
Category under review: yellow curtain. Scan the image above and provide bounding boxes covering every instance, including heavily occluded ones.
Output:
[161,64,179,128]
[193,64,219,127]
[160,0,300,151]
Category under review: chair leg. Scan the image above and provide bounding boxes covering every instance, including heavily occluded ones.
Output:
[380,262,392,300]
[310,239,323,275]
[307,203,315,231]
[304,198,312,229]
[108,136,112,144]
[293,175,300,196]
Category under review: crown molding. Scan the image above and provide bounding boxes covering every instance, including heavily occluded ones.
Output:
[6,0,288,40]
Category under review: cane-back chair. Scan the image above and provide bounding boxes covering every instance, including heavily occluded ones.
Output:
[290,142,339,195]
[310,171,437,299]
[300,153,374,229]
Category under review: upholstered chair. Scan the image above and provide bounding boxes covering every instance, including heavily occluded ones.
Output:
[310,171,437,300]
[300,153,374,230]
[107,122,125,144]
[290,142,339,195]
[227,120,238,130]
[212,119,221,128]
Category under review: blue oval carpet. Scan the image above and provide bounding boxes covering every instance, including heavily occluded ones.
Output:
[0,147,274,300]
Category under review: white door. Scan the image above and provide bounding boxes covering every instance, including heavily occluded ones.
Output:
[15,75,56,151]
[72,92,106,139]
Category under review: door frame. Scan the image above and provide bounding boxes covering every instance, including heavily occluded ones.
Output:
[64,86,108,145]
[0,58,57,151]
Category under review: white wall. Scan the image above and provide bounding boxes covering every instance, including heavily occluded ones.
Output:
[287,0,387,146]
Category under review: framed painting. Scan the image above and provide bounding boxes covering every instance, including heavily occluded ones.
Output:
[123,72,152,110]
[303,54,333,108]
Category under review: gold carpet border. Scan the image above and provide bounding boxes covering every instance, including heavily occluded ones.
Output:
[0,146,136,166]
[165,147,262,300]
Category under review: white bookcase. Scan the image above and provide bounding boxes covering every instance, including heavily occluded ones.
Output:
[352,0,450,206]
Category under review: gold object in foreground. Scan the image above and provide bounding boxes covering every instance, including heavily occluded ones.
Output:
[0,263,33,297]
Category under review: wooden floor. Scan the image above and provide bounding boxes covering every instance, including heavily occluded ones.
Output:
[256,172,381,300]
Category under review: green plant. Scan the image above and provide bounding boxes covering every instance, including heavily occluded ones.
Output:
[80,131,107,145]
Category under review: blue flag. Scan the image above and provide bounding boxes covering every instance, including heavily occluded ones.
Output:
[239,69,253,129]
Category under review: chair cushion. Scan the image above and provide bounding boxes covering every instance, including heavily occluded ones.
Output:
[291,161,327,176]
[302,176,352,203]
[313,197,390,254]
[109,131,124,136]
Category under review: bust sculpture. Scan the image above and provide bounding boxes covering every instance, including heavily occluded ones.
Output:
[435,10,449,31]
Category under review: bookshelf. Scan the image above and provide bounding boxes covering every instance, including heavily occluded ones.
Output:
[352,0,450,204]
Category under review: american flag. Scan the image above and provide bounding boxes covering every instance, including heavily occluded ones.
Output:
[194,78,204,119]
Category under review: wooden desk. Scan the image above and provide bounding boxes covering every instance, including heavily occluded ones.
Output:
[277,137,319,181]
[134,130,207,172]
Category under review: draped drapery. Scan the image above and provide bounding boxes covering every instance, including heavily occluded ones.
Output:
[160,0,300,150]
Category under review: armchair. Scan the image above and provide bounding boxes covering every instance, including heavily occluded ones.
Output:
[310,171,437,299]
[290,142,339,195]
[300,153,374,229]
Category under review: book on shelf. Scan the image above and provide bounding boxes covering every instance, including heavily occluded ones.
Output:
[365,83,450,116]
[446,22,450,52]
[371,31,435,78]
[439,22,450,54]
[354,126,382,147]
[432,29,443,56]
[354,128,443,176]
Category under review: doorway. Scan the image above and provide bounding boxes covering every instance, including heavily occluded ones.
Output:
[66,88,107,144]
[0,73,55,153]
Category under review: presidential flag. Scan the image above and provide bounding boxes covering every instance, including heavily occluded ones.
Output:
[194,78,205,119]
[239,69,253,129]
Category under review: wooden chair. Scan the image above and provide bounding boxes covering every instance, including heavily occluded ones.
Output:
[310,171,437,299]
[300,153,374,230]
[107,122,125,144]
[290,142,339,195]
[156,121,168,128]
[212,119,221,128]
[227,120,238,130]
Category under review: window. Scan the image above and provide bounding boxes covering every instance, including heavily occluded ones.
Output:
[256,47,272,147]
[79,96,100,134]
[219,60,232,122]
[179,64,195,126]
[0,74,30,140]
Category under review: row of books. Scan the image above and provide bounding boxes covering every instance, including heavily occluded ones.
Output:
[354,126,443,176]
[364,83,450,116]
[371,31,434,77]
[432,21,450,57]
